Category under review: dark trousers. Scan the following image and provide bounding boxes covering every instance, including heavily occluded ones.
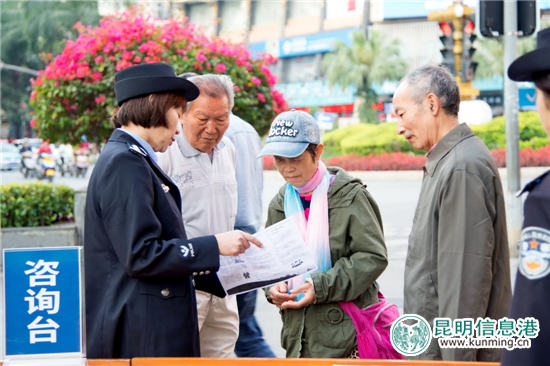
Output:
[234,290,276,358]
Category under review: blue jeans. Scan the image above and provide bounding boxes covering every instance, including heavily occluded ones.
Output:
[234,290,276,358]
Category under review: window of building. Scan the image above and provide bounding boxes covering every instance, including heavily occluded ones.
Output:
[251,0,283,26]
[219,1,247,32]
[282,54,318,83]
[187,3,216,34]
[287,0,321,19]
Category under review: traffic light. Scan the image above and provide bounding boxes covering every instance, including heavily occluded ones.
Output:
[477,0,539,39]
[461,20,478,82]
[518,1,538,37]
[439,21,455,74]
[477,0,503,38]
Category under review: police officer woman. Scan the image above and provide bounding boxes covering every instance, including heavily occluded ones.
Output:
[502,27,550,366]
[84,63,261,359]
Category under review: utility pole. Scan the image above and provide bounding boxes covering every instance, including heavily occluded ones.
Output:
[504,1,522,256]
[362,0,371,37]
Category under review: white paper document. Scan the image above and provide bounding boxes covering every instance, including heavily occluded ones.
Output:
[217,218,317,296]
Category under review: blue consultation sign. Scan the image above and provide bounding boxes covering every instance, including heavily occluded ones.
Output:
[3,247,83,357]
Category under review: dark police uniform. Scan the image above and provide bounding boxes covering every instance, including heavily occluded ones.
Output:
[502,170,550,366]
[85,129,225,358]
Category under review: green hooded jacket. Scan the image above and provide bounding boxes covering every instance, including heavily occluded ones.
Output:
[264,166,388,358]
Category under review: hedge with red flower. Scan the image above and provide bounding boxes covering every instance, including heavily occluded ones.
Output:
[262,147,550,171]
[30,8,287,143]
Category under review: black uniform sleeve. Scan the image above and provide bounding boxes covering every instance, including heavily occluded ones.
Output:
[99,152,220,278]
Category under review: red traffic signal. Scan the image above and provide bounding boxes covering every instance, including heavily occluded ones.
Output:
[440,21,453,35]
[464,20,474,34]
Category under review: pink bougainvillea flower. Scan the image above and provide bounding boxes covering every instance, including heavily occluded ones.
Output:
[251,76,261,86]
[196,53,206,63]
[30,8,287,143]
[214,63,226,73]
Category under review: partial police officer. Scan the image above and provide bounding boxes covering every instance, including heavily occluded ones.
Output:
[502,27,550,366]
[84,63,262,359]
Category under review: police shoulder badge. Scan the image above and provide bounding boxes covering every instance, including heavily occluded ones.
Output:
[128,144,147,157]
[519,226,550,280]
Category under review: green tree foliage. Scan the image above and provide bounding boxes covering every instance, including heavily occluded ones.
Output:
[0,1,101,138]
[322,30,408,123]
[473,24,548,78]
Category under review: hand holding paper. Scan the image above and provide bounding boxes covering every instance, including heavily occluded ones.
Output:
[217,218,317,296]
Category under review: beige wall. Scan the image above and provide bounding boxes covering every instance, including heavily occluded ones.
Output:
[249,23,283,44]
[323,15,362,32]
[284,16,322,38]
[219,29,247,44]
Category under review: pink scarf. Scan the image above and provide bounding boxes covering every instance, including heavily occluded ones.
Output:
[284,161,332,300]
[293,162,326,194]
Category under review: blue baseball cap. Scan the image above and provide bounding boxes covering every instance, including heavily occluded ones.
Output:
[258,109,320,158]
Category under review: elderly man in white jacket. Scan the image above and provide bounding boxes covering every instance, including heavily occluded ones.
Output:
[157,74,239,358]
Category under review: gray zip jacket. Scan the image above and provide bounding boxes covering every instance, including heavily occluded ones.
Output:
[404,123,512,362]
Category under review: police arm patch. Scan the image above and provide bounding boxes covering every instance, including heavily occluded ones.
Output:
[519,226,550,280]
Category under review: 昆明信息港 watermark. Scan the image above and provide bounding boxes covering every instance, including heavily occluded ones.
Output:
[390,315,539,357]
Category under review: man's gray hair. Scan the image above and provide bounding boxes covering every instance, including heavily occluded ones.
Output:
[186,74,235,111]
[398,65,460,117]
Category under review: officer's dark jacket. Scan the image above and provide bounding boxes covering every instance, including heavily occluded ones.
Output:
[84,129,224,358]
[502,170,550,366]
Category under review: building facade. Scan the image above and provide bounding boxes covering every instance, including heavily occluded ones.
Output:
[121,0,550,123]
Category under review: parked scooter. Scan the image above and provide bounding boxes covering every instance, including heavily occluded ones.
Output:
[74,154,89,178]
[36,153,56,182]
[56,155,75,177]
[54,143,75,177]
[20,151,37,178]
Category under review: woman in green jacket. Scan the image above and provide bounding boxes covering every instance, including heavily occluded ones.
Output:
[259,109,388,358]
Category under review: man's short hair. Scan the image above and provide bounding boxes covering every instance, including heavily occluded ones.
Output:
[399,65,460,117]
[110,93,187,129]
[186,74,235,112]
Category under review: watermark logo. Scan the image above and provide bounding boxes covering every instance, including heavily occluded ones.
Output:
[390,315,539,356]
[435,317,538,350]
[390,314,432,356]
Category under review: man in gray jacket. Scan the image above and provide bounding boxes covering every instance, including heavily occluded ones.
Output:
[393,65,512,361]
